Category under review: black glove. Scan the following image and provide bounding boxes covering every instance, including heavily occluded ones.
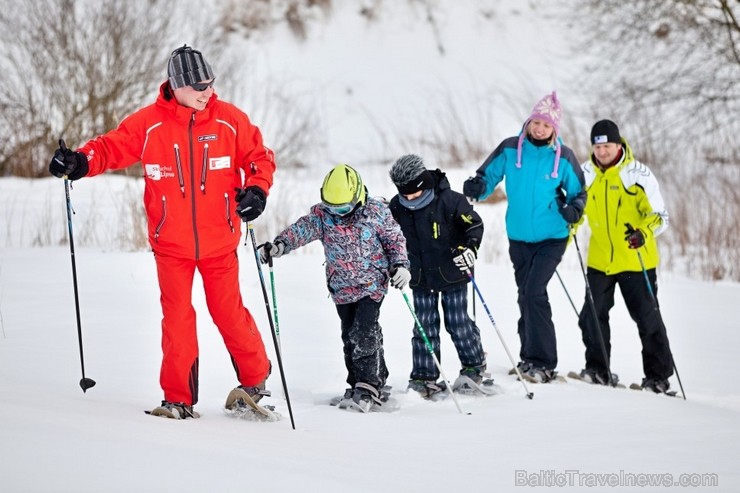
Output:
[624,223,645,249]
[258,240,285,264]
[49,139,88,180]
[463,176,486,200]
[556,189,584,224]
[452,246,476,273]
[235,186,267,222]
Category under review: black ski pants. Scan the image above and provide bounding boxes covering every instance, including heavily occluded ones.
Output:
[336,296,389,390]
[410,285,486,381]
[578,267,674,381]
[509,238,567,370]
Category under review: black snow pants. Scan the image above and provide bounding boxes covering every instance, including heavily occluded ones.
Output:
[509,238,567,370]
[578,267,674,381]
[335,296,389,390]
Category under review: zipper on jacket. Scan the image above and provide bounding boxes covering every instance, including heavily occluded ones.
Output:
[173,144,185,197]
[224,193,234,233]
[200,143,209,193]
[615,195,624,228]
[615,195,624,264]
[604,178,616,264]
[154,195,167,242]
[189,112,200,259]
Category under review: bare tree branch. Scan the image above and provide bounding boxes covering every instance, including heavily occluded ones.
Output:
[0,0,224,177]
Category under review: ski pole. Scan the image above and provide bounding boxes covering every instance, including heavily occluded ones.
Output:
[257,241,285,399]
[61,168,96,393]
[471,266,477,322]
[248,223,296,429]
[261,242,281,351]
[400,290,467,414]
[465,271,534,399]
[636,249,686,400]
[555,269,580,320]
[572,233,616,387]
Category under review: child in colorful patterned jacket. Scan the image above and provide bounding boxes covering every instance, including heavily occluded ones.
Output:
[258,164,410,412]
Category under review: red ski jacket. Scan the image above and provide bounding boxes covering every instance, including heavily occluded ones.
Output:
[78,82,275,259]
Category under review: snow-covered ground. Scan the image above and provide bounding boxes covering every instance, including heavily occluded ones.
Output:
[1,175,739,492]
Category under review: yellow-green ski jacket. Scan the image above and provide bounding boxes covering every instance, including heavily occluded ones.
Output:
[581,138,669,274]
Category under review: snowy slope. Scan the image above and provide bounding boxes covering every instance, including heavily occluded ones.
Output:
[1,235,739,492]
[1,173,739,492]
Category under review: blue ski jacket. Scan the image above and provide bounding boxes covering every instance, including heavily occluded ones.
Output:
[474,133,585,243]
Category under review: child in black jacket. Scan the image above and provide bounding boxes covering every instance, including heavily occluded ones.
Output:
[388,154,488,398]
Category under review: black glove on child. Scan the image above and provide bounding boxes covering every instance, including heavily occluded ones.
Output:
[463,176,486,200]
[235,186,267,222]
[48,139,89,180]
[556,188,584,224]
[452,245,476,273]
[624,223,646,249]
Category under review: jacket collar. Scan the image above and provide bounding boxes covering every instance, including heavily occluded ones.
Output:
[590,138,634,173]
[155,81,218,123]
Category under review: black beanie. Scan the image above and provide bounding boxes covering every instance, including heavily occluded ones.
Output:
[396,169,434,195]
[167,45,214,89]
[390,154,436,195]
[590,119,621,145]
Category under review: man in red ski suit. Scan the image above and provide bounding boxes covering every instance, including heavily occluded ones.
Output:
[49,45,274,419]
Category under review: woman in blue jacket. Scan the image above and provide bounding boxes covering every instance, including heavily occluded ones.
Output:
[463,92,586,383]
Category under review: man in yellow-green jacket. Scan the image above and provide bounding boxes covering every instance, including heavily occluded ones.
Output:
[576,119,674,394]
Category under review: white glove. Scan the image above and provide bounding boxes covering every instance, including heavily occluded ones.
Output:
[389,266,411,290]
[453,247,476,273]
[259,240,285,264]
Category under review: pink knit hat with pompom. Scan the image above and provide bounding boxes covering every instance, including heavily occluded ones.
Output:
[516,91,563,178]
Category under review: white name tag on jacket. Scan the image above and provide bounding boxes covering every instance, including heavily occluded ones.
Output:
[209,156,231,170]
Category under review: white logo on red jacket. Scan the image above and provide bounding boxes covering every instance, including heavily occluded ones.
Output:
[145,164,175,180]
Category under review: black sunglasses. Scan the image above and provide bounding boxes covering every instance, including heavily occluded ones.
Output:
[191,79,215,91]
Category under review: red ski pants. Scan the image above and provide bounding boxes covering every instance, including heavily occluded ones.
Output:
[154,250,270,405]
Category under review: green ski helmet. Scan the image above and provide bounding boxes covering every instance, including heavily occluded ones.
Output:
[320,164,366,216]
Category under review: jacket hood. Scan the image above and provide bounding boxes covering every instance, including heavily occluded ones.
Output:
[430,168,451,192]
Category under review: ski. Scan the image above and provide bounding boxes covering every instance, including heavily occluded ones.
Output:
[329,394,349,407]
[405,380,449,400]
[519,373,567,384]
[329,386,398,413]
[629,383,679,398]
[452,375,499,396]
[225,403,281,422]
[509,367,567,384]
[225,387,281,421]
[145,403,200,419]
[144,409,201,419]
[567,371,626,389]
[330,398,399,413]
